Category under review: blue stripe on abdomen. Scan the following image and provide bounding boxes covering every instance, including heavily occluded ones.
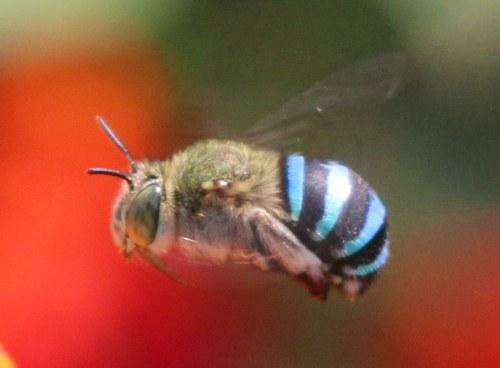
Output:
[314,163,352,239]
[286,155,305,221]
[344,240,390,276]
[341,192,386,257]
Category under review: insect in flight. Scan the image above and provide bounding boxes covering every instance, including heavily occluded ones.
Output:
[89,53,405,301]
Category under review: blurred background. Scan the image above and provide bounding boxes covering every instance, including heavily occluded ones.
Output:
[0,1,498,367]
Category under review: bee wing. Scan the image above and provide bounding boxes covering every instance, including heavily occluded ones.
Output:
[239,52,407,149]
[249,208,330,299]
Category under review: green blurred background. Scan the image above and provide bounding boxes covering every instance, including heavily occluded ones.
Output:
[0,1,498,367]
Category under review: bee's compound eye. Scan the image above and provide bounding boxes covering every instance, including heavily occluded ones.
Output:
[125,184,161,247]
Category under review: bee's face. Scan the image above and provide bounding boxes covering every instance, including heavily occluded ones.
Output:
[111,161,174,256]
[88,118,175,257]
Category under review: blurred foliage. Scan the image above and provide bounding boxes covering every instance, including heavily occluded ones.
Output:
[157,2,400,86]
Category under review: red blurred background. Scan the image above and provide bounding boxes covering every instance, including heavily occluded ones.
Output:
[1,2,499,367]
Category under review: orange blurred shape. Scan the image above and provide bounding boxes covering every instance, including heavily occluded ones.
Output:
[0,345,15,368]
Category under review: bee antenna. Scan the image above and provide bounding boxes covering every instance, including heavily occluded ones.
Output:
[96,116,137,170]
[88,168,133,188]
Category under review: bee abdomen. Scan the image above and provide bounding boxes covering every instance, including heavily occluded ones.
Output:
[281,154,389,296]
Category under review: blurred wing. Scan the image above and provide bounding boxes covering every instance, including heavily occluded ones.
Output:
[248,208,330,299]
[240,52,407,148]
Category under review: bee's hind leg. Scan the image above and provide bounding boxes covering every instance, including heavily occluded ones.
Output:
[247,208,331,300]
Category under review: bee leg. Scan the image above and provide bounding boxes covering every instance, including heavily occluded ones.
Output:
[248,208,330,300]
[295,273,330,301]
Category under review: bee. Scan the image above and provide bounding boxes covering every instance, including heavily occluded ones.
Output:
[89,53,405,300]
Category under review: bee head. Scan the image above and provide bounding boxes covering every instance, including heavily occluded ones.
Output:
[88,117,175,270]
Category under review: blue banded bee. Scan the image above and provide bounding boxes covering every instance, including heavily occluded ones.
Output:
[89,53,404,301]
